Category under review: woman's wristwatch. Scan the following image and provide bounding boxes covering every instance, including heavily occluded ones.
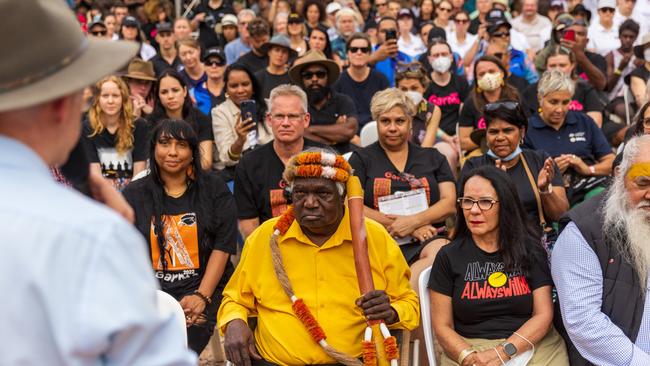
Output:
[501,341,518,358]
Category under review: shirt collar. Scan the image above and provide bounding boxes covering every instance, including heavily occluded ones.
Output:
[530,111,578,129]
[279,206,352,249]
[0,135,50,178]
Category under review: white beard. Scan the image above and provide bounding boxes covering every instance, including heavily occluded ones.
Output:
[604,184,650,287]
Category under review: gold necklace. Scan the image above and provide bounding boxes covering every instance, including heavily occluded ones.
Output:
[165,185,188,198]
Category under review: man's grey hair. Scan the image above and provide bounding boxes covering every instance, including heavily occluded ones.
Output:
[267,84,309,115]
[537,69,575,98]
[238,9,256,22]
[336,8,358,27]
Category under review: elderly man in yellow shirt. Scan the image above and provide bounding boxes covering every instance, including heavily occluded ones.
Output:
[218,149,420,366]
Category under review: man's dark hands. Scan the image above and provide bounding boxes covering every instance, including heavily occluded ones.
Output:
[224,319,262,366]
[356,290,399,324]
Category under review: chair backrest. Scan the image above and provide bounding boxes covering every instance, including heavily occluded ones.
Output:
[418,266,436,366]
[156,290,188,347]
[131,168,150,182]
[360,121,378,147]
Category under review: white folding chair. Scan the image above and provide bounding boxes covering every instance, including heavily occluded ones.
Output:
[131,168,150,182]
[418,266,436,366]
[360,121,378,147]
[156,290,188,347]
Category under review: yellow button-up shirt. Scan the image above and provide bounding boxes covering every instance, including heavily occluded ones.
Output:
[217,208,420,365]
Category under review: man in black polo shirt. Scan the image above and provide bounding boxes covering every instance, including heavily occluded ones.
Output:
[235,18,270,72]
[289,50,358,154]
[191,0,235,49]
[149,22,182,77]
[234,84,324,238]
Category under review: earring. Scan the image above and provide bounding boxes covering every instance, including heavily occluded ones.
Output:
[538,107,542,114]
[476,86,482,93]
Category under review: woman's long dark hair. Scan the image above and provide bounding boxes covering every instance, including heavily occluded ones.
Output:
[633,101,650,136]
[223,63,268,127]
[471,55,519,114]
[308,26,334,59]
[149,69,200,130]
[303,0,327,23]
[455,165,545,272]
[147,119,222,271]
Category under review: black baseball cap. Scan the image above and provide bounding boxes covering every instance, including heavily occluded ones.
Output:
[202,47,226,63]
[156,22,173,33]
[122,15,139,28]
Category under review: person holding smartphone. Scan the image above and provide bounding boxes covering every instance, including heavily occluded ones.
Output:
[211,64,272,179]
[369,16,413,86]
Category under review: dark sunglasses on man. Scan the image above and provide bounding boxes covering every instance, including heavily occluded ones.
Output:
[301,70,328,79]
[348,46,370,54]
[91,30,107,36]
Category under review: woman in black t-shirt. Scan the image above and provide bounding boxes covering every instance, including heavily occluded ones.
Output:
[147,69,214,170]
[462,101,569,239]
[458,55,519,154]
[349,88,456,279]
[82,75,148,191]
[429,166,569,366]
[123,119,237,354]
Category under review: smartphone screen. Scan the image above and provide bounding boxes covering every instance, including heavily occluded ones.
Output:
[385,29,397,41]
[239,99,257,125]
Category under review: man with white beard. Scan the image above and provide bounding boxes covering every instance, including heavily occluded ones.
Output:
[552,134,650,366]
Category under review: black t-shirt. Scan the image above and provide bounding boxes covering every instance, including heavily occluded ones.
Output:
[626,65,650,85]
[235,51,269,74]
[424,74,470,135]
[349,141,455,210]
[411,102,436,145]
[123,173,236,303]
[193,1,235,49]
[507,75,529,92]
[234,138,325,222]
[461,149,563,225]
[81,118,149,190]
[333,69,390,127]
[576,51,607,85]
[468,17,483,35]
[309,92,358,153]
[254,69,291,99]
[428,237,553,339]
[521,80,604,116]
[147,107,214,143]
[150,54,183,78]
[458,94,485,129]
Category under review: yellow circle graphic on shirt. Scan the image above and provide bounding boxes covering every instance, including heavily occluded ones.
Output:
[488,272,508,288]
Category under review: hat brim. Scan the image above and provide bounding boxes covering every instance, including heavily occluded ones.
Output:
[123,73,157,82]
[0,38,138,112]
[469,128,486,147]
[261,43,299,58]
[289,59,340,86]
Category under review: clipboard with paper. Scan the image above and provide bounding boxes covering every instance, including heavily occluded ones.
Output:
[377,188,429,245]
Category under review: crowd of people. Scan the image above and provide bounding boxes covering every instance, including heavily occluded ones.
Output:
[5,0,650,365]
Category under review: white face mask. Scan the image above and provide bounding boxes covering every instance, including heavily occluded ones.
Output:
[405,90,423,106]
[431,56,452,73]
[644,48,650,62]
[477,72,503,92]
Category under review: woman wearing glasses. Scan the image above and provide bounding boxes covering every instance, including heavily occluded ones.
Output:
[458,55,519,154]
[462,101,569,242]
[349,88,456,283]
[191,47,226,117]
[523,70,615,205]
[429,165,569,366]
[211,64,272,179]
[432,0,454,35]
[447,10,478,60]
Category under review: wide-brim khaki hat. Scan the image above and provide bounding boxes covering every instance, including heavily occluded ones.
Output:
[289,50,340,86]
[0,0,138,112]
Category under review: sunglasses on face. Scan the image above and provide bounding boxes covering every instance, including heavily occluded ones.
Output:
[599,7,615,12]
[288,19,302,24]
[396,63,423,73]
[301,70,328,79]
[454,18,469,23]
[492,31,509,38]
[349,46,370,53]
[438,7,452,12]
[205,60,225,67]
[485,100,519,112]
[91,30,107,36]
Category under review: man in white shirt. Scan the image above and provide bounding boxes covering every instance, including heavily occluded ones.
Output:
[0,1,196,365]
[512,0,552,52]
[588,0,620,55]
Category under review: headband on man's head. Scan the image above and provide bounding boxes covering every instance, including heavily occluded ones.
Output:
[283,151,353,184]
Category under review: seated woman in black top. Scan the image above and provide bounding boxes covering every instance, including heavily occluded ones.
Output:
[82,75,148,191]
[395,62,459,174]
[429,166,569,366]
[458,55,519,154]
[348,88,456,284]
[123,119,237,354]
[462,101,569,239]
[147,69,214,170]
